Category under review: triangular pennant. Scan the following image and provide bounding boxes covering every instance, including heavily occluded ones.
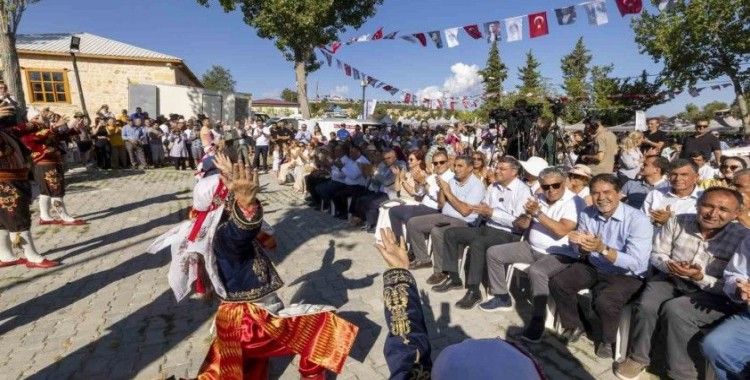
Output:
[404,93,412,104]
[355,34,370,42]
[444,27,460,48]
[721,83,732,88]
[688,87,702,97]
[371,27,384,40]
[710,85,722,90]
[555,6,577,25]
[615,0,642,16]
[388,87,399,95]
[505,16,524,42]
[383,31,399,39]
[528,12,549,38]
[484,21,501,42]
[463,24,483,39]
[329,41,342,54]
[413,33,427,47]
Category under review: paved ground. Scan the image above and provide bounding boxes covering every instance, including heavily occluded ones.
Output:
[0,168,660,380]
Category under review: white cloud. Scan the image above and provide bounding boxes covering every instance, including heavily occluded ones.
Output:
[417,62,483,99]
[330,85,349,97]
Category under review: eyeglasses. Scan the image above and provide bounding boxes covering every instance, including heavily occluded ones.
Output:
[540,182,563,191]
[473,157,483,161]
[696,125,709,129]
[433,160,447,165]
[721,165,741,171]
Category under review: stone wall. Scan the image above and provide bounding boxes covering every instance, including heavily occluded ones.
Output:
[253,105,300,117]
[0,53,197,117]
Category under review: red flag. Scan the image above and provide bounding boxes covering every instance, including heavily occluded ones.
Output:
[330,41,342,54]
[344,64,352,76]
[528,12,549,38]
[463,24,483,39]
[371,27,384,40]
[615,0,642,16]
[413,33,427,47]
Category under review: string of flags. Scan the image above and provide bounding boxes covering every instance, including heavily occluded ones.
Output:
[323,0,660,54]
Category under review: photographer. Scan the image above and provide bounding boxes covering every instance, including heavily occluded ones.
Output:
[578,117,617,176]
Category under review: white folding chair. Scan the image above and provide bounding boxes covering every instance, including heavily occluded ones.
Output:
[505,262,557,331]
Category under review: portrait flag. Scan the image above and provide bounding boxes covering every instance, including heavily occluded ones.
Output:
[404,93,412,104]
[555,6,577,25]
[344,64,352,77]
[483,21,501,42]
[321,50,333,66]
[352,68,360,80]
[444,27,460,48]
[383,31,399,39]
[505,16,523,42]
[615,0,642,16]
[585,1,609,26]
[528,12,549,38]
[657,0,677,11]
[463,24,483,39]
[428,31,444,48]
[371,27,384,40]
[462,96,469,108]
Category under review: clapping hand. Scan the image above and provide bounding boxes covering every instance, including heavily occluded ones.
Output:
[473,202,493,217]
[436,177,450,193]
[650,205,672,225]
[375,228,409,269]
[523,198,541,217]
[666,260,704,282]
[569,231,605,253]
[736,279,750,304]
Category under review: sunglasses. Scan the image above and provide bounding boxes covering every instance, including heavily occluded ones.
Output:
[540,182,563,191]
[433,160,447,165]
[721,165,741,170]
[696,125,709,129]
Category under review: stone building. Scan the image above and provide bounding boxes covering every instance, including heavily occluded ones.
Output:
[1,32,202,117]
[252,98,300,117]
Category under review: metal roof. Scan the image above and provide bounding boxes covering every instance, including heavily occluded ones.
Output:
[16,32,181,62]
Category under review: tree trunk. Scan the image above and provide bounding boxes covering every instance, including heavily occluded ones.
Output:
[0,31,27,114]
[733,78,750,136]
[295,61,310,119]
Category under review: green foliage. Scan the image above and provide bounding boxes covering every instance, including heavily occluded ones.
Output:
[478,40,508,120]
[632,0,750,131]
[280,88,298,103]
[517,50,543,98]
[200,65,236,92]
[560,37,592,123]
[678,101,730,121]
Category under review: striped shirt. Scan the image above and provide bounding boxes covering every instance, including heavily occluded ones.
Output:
[651,214,750,295]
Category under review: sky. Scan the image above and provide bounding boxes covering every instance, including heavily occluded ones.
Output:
[17,0,738,116]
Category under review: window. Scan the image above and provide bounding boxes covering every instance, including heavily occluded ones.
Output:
[25,69,70,103]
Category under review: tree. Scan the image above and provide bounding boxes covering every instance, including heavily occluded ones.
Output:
[479,39,508,120]
[1,1,40,114]
[517,50,543,98]
[280,88,298,103]
[632,0,750,134]
[590,65,628,125]
[197,0,383,119]
[560,37,592,123]
[200,65,236,92]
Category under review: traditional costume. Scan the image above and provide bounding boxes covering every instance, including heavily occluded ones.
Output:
[19,117,85,226]
[0,110,58,268]
[148,173,358,379]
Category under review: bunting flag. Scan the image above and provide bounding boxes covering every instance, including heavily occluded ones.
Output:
[322,50,333,66]
[658,0,678,11]
[383,31,399,39]
[387,87,399,95]
[413,33,427,46]
[371,27,384,40]
[404,93,412,104]
[463,24,483,39]
[428,31,444,48]
[555,6,577,25]
[344,64,352,76]
[710,85,722,90]
[383,85,393,92]
[688,87,702,97]
[336,59,342,69]
[444,27,460,48]
[462,96,469,108]
[329,41,342,54]
[528,12,549,38]
[484,21,501,43]
[401,35,417,44]
[585,1,609,26]
[352,68,360,80]
[505,16,523,42]
[355,34,370,42]
[721,83,732,88]
[615,0,642,16]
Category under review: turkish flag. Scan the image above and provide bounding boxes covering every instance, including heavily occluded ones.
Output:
[528,12,549,38]
[371,27,384,40]
[413,33,427,47]
[463,24,483,39]
[615,0,642,16]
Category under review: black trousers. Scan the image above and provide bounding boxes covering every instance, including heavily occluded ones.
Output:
[332,184,368,216]
[350,191,389,226]
[305,174,330,205]
[173,157,186,170]
[442,225,521,286]
[550,262,643,344]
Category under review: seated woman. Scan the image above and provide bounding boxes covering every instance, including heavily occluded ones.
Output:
[566,164,593,206]
[373,149,427,241]
[701,155,747,188]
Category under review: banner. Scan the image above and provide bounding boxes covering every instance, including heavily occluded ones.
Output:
[505,16,524,42]
[365,99,377,118]
[555,6,577,25]
[445,27,460,48]
[484,21,501,42]
[528,12,549,38]
[585,1,609,26]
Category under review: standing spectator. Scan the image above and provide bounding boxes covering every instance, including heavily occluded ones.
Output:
[552,174,652,359]
[69,112,93,166]
[618,131,644,185]
[184,119,202,168]
[122,117,147,169]
[680,119,722,163]
[106,118,127,169]
[641,117,669,155]
[130,107,145,121]
[116,109,129,123]
[91,118,111,170]
[168,127,189,170]
[579,117,618,176]
[234,120,251,164]
[96,104,114,119]
[146,119,165,167]
[252,120,271,172]
[336,124,351,142]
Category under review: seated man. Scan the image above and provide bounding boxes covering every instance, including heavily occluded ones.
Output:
[388,151,453,242]
[615,187,749,380]
[621,155,669,209]
[317,144,370,219]
[438,157,533,309]
[642,158,703,229]
[702,241,750,380]
[407,156,485,273]
[350,148,406,231]
[481,167,585,342]
[551,174,652,359]
[306,144,340,208]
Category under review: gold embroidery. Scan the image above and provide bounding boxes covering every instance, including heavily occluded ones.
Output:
[43,169,61,193]
[384,268,416,286]
[0,183,20,214]
[229,198,263,230]
[384,282,411,343]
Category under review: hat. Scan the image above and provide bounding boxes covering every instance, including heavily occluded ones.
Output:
[568,164,592,179]
[519,156,548,177]
[73,111,84,118]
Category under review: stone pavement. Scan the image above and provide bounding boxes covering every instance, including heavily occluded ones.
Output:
[0,168,659,380]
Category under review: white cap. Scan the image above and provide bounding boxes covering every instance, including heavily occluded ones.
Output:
[519,156,548,177]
